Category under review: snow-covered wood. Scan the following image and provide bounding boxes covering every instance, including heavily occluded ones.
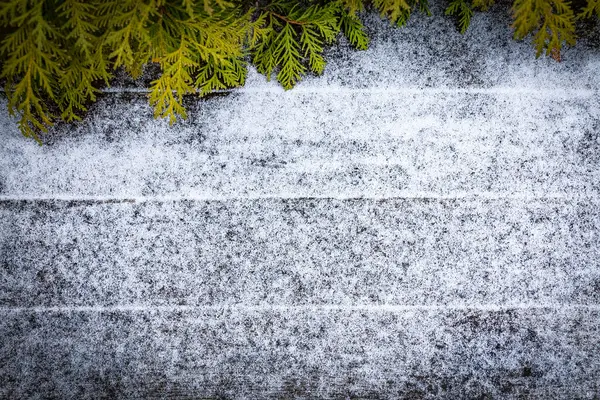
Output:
[1,4,600,398]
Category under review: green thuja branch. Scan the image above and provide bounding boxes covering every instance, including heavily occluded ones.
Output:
[252,1,342,89]
[0,0,597,141]
[445,0,495,34]
[340,10,369,49]
[579,0,600,18]
[339,0,369,49]
[372,0,430,26]
[274,22,305,88]
[147,2,248,123]
[0,1,64,141]
[472,0,495,11]
[512,0,576,60]
[445,0,474,33]
[295,2,339,76]
[196,56,247,95]
[56,0,111,121]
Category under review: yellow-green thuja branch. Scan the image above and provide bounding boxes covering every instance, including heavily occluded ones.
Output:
[443,0,577,61]
[100,0,162,78]
[250,0,380,89]
[0,0,64,141]
[372,0,431,26]
[56,0,111,121]
[445,0,495,34]
[580,0,600,18]
[147,2,249,124]
[445,0,474,33]
[512,0,576,60]
[339,0,370,50]
[0,0,598,141]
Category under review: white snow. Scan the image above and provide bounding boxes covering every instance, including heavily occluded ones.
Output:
[1,89,599,198]
[1,3,600,398]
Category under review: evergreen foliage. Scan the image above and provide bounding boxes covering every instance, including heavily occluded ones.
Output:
[512,0,576,60]
[0,0,598,141]
[252,2,341,89]
[445,0,474,33]
[581,0,600,17]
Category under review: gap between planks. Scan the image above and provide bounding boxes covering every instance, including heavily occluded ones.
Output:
[0,192,597,203]
[2,86,596,96]
[2,304,600,314]
[91,87,600,97]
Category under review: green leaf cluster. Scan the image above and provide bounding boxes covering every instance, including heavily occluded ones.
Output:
[0,0,252,139]
[0,0,598,141]
[252,2,341,89]
[445,0,496,34]
[372,0,431,26]
[445,0,475,34]
[581,0,600,18]
[512,0,576,60]
[0,0,380,140]
[444,0,595,62]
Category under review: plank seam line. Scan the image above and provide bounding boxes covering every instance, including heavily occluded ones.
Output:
[2,87,597,96]
[0,193,597,203]
[2,304,600,313]
[94,87,600,96]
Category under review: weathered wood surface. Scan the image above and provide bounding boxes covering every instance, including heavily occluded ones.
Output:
[1,4,600,399]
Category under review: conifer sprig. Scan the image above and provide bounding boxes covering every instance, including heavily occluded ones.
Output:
[0,0,598,141]
[445,0,497,34]
[340,0,366,15]
[252,1,342,89]
[372,0,430,26]
[445,0,474,34]
[373,0,411,24]
[1,1,64,141]
[340,10,369,49]
[512,0,576,60]
[146,2,249,123]
[57,0,110,121]
[580,0,600,18]
[472,0,495,11]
